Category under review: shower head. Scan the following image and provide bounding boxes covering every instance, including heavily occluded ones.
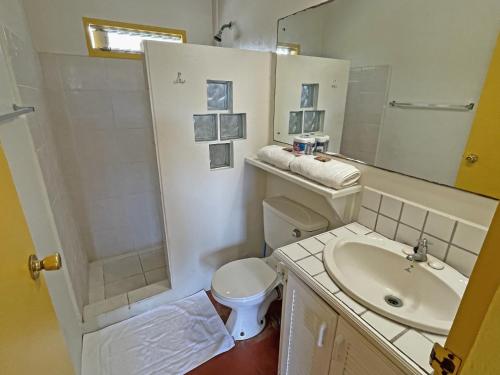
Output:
[214,22,233,43]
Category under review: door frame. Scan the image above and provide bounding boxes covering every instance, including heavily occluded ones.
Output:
[0,115,83,373]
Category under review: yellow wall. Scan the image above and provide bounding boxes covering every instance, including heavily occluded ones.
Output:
[460,285,500,375]
[0,146,73,374]
[455,35,500,198]
[446,206,500,366]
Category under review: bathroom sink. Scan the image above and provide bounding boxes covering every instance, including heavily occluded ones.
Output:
[323,235,468,334]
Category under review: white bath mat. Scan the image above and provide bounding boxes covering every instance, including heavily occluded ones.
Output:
[82,291,234,375]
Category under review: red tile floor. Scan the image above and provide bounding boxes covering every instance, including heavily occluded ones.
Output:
[188,292,282,375]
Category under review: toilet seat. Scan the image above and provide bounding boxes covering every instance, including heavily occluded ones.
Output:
[212,258,278,303]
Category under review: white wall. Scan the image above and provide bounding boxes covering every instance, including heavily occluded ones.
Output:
[39,53,165,261]
[145,42,271,297]
[319,0,500,185]
[217,0,326,51]
[22,0,214,55]
[276,4,327,57]
[218,0,498,228]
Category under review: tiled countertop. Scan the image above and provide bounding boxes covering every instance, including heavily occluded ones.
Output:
[275,222,449,374]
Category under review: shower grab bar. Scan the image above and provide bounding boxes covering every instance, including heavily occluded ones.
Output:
[0,104,35,123]
[389,100,474,111]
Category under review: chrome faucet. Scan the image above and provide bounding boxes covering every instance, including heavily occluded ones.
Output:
[406,238,428,262]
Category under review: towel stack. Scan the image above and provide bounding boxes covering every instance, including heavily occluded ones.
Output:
[256,146,361,190]
[290,155,361,190]
[257,145,296,170]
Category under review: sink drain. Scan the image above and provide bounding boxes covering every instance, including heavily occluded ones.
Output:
[384,295,403,308]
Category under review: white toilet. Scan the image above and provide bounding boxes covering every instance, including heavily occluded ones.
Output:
[211,196,328,340]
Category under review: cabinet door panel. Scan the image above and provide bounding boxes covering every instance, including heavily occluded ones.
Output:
[330,318,404,375]
[280,273,339,375]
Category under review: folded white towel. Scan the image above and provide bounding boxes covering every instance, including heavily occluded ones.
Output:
[257,145,296,170]
[290,155,361,189]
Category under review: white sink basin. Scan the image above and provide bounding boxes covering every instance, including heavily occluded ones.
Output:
[323,234,468,334]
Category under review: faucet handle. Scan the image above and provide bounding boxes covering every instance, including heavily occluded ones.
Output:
[413,238,429,253]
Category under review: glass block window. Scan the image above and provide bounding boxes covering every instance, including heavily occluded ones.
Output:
[207,80,232,111]
[220,114,246,140]
[209,143,232,169]
[300,84,319,108]
[303,110,324,133]
[193,114,218,142]
[288,111,303,134]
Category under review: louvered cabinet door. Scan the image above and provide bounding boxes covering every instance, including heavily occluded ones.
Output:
[279,273,339,375]
[329,318,405,375]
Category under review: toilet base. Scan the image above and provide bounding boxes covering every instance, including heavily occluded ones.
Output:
[224,288,279,340]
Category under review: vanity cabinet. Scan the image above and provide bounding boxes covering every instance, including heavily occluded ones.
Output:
[279,272,338,375]
[330,318,404,375]
[279,272,405,375]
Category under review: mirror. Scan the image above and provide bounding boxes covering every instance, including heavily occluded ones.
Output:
[274,0,500,198]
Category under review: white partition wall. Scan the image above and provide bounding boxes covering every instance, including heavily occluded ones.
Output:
[274,54,350,150]
[144,42,272,298]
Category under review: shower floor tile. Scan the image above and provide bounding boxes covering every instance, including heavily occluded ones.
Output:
[85,247,170,321]
[105,274,147,298]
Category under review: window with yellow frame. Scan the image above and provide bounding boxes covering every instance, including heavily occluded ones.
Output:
[276,42,301,56]
[83,17,187,59]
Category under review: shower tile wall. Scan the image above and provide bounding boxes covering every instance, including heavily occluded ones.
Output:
[39,54,164,261]
[340,65,390,163]
[1,27,88,310]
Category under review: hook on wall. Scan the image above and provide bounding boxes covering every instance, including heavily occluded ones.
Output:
[173,72,186,84]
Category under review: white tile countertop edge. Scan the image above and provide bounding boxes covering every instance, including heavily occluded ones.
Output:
[275,222,451,374]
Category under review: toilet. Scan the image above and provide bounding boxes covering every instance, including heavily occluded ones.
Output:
[211,196,328,340]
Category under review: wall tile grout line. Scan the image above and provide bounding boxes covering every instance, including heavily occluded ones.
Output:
[372,194,383,230]
[361,189,481,276]
[418,211,430,242]
[443,221,458,262]
[392,201,405,240]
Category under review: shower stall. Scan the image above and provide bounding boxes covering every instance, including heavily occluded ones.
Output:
[39,53,171,329]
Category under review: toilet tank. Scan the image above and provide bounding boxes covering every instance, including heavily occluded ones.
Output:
[263,196,329,250]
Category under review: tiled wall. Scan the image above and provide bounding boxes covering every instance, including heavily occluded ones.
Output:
[39,53,164,261]
[340,65,390,164]
[0,26,88,309]
[357,187,488,277]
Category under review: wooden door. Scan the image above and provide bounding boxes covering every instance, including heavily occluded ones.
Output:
[455,34,500,198]
[0,145,73,374]
[442,206,500,375]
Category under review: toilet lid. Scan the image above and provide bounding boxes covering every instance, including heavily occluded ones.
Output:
[212,258,277,301]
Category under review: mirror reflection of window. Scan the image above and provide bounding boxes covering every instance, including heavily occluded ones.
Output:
[276,42,300,55]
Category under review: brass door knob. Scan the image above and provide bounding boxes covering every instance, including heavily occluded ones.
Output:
[465,153,479,163]
[28,253,62,280]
